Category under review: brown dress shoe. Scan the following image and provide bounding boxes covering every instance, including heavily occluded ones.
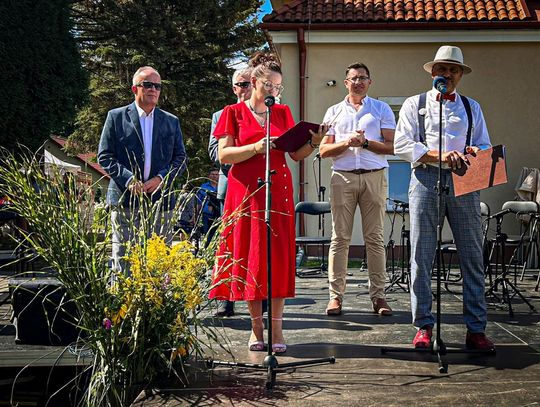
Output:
[326,298,342,316]
[372,298,393,316]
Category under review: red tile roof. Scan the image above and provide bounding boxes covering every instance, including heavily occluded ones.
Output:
[263,0,539,26]
[50,136,109,178]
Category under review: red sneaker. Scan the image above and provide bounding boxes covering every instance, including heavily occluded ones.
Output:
[466,332,496,351]
[413,326,433,349]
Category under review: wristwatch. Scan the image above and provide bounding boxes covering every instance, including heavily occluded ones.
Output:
[362,139,369,149]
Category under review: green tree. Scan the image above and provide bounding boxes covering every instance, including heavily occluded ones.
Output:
[1,0,87,153]
[70,0,264,179]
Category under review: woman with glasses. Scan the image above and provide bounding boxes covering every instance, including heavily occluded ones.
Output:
[209,52,327,353]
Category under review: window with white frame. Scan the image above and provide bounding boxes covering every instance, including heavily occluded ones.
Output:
[386,159,411,210]
[378,97,411,211]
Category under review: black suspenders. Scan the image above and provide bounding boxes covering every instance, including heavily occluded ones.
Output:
[460,95,473,148]
[417,92,472,153]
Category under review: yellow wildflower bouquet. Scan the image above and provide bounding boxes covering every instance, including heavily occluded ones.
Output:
[103,235,207,379]
[0,149,217,407]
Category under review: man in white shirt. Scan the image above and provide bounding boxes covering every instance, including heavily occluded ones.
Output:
[320,62,395,317]
[394,45,495,351]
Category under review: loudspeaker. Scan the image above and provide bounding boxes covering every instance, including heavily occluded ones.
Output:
[9,277,80,345]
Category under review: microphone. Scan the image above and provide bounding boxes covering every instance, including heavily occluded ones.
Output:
[389,198,409,208]
[433,76,447,94]
[395,199,409,208]
[488,208,511,220]
[264,95,275,107]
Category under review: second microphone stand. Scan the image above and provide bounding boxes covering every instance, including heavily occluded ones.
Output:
[315,153,328,271]
[210,96,335,389]
[385,199,410,293]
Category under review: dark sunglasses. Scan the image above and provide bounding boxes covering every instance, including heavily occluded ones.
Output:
[234,81,251,88]
[136,81,163,91]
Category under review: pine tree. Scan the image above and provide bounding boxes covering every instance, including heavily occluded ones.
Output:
[1,0,87,152]
[70,0,265,179]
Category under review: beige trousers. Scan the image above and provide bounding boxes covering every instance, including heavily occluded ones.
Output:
[328,169,387,302]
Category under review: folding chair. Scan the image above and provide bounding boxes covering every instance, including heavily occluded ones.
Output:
[295,201,331,277]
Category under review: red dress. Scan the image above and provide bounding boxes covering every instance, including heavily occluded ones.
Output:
[209,102,296,301]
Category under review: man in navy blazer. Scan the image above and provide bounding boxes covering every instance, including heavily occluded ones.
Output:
[98,66,187,273]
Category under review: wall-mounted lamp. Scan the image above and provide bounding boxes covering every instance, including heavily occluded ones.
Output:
[326,80,336,87]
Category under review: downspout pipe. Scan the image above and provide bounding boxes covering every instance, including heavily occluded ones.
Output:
[297,27,307,235]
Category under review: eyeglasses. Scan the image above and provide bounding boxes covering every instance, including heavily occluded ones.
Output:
[259,80,284,94]
[234,81,251,88]
[433,65,462,75]
[136,81,163,91]
[346,76,370,84]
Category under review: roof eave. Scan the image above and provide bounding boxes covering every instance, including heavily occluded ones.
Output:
[48,136,109,178]
[261,21,540,31]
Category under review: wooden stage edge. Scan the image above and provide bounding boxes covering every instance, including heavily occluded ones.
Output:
[0,346,93,368]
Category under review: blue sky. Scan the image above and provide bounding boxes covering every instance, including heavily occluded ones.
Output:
[259,0,273,20]
[230,1,273,68]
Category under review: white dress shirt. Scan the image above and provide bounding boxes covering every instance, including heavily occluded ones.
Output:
[135,102,155,181]
[394,89,491,167]
[323,96,396,171]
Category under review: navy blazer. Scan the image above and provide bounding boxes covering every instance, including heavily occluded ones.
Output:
[98,102,187,209]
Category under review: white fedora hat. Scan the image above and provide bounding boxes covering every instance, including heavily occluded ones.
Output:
[423,45,472,75]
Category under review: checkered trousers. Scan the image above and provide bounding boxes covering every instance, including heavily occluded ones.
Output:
[408,165,487,333]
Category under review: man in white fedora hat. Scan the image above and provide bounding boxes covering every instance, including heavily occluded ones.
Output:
[394,45,495,351]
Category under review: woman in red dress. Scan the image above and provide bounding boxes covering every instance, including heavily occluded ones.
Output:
[209,52,326,353]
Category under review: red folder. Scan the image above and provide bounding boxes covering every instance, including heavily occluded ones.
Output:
[273,121,320,152]
[451,145,508,196]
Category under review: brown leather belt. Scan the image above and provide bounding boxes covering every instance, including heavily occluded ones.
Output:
[338,168,384,175]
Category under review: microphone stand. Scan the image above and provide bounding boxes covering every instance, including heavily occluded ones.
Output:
[382,80,494,373]
[209,96,335,390]
[316,153,326,225]
[432,89,448,372]
[385,199,409,293]
[314,153,328,271]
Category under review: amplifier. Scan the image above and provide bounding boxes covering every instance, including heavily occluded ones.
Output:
[9,277,80,345]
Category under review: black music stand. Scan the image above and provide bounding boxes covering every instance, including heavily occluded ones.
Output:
[485,201,537,317]
[209,96,335,389]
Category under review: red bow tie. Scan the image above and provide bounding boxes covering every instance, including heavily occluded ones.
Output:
[436,93,456,102]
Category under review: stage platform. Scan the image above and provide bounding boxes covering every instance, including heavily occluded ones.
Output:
[132,269,540,406]
[1,268,539,406]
